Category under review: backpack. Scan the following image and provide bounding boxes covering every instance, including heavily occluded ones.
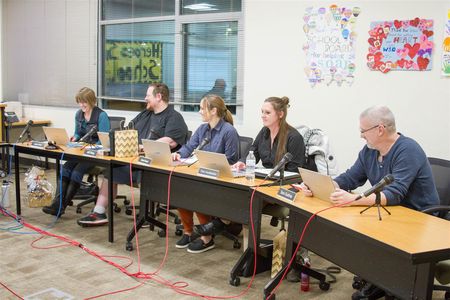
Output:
[296,125,339,177]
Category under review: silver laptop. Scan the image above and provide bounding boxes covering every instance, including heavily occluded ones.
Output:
[298,167,336,202]
[43,127,70,146]
[196,150,245,178]
[97,132,110,151]
[141,139,175,166]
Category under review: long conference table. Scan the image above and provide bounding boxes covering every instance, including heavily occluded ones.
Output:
[256,186,450,300]
[13,143,450,298]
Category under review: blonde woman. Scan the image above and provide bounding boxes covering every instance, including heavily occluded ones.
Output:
[172,94,239,253]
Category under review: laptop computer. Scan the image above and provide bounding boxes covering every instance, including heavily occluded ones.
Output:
[141,139,177,167]
[298,167,336,202]
[42,127,70,146]
[195,150,245,178]
[97,132,110,151]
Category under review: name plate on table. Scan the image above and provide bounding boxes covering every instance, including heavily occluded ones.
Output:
[31,141,46,149]
[84,149,98,157]
[277,187,297,201]
[138,156,152,166]
[198,167,219,179]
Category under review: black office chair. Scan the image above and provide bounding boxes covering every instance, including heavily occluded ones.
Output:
[421,157,450,299]
[71,116,127,213]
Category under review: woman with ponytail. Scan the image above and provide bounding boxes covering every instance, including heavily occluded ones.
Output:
[172,94,239,253]
[195,96,306,238]
[233,96,305,172]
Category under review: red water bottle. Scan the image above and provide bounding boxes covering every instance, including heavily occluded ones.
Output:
[300,258,310,292]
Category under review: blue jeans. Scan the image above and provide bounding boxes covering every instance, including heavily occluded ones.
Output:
[61,161,95,183]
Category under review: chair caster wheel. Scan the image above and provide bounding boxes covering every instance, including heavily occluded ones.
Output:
[114,206,121,213]
[158,229,166,237]
[229,276,240,286]
[444,291,450,300]
[174,216,181,224]
[125,209,132,215]
[124,199,130,205]
[76,207,82,214]
[319,281,330,291]
[126,242,133,251]
[352,276,365,290]
[175,229,183,236]
[233,241,241,249]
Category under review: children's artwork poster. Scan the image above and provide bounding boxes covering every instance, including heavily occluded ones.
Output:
[442,10,450,76]
[303,5,361,87]
[367,18,434,73]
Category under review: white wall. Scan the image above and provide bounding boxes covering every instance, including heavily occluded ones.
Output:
[241,0,450,170]
[14,0,450,172]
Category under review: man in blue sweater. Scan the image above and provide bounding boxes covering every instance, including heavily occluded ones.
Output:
[302,105,439,299]
[303,105,438,209]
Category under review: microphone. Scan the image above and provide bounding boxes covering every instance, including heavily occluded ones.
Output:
[355,174,395,200]
[196,137,210,151]
[17,120,34,143]
[267,152,293,178]
[79,125,98,143]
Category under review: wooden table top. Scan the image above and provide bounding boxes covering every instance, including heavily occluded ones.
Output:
[256,185,450,255]
[9,118,51,127]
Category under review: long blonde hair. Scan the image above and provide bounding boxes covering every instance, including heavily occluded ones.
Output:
[264,96,293,163]
[200,94,234,125]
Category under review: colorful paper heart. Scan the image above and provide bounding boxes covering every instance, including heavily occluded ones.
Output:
[394,20,402,29]
[417,56,429,70]
[423,30,433,37]
[410,17,420,27]
[405,43,420,59]
[396,59,406,68]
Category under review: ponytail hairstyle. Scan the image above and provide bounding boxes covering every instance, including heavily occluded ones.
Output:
[264,96,293,163]
[200,94,234,125]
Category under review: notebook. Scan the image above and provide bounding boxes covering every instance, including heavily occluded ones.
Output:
[42,127,70,146]
[195,150,246,178]
[298,167,336,202]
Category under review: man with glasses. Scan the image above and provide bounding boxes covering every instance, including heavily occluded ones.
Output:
[302,105,438,299]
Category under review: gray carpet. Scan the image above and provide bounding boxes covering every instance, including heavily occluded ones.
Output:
[0,167,446,299]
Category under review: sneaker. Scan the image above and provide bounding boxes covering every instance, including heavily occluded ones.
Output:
[175,234,192,249]
[77,212,108,227]
[187,238,215,253]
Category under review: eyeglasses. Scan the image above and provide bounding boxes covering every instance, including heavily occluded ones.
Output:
[360,124,379,134]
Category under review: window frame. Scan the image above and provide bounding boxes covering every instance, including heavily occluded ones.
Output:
[97,0,244,118]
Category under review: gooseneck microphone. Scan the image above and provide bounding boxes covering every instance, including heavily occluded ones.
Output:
[16,120,34,143]
[354,174,395,201]
[79,125,98,143]
[196,137,210,151]
[267,152,293,178]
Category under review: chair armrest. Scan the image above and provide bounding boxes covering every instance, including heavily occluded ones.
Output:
[421,205,450,215]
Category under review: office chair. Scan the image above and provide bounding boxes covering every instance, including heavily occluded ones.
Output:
[421,157,450,298]
[71,116,127,213]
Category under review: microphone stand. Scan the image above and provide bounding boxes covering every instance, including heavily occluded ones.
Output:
[262,167,286,187]
[359,191,391,221]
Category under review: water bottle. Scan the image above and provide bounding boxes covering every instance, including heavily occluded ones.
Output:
[245,151,256,182]
[1,180,11,208]
[300,257,311,292]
